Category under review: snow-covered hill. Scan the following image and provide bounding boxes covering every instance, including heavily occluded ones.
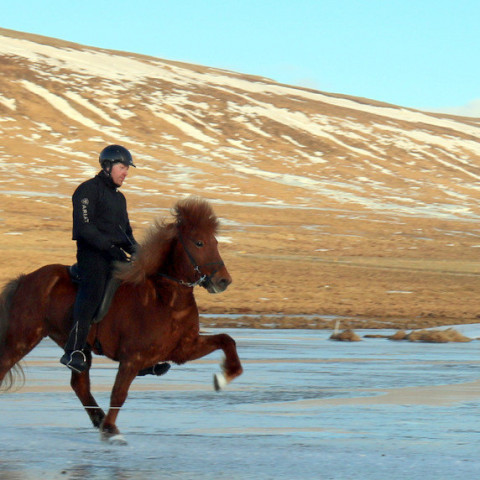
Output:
[1,27,479,219]
[1,27,479,324]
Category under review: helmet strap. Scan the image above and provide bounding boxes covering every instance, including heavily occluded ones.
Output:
[102,162,113,176]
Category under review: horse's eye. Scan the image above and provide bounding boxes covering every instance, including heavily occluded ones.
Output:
[195,240,204,248]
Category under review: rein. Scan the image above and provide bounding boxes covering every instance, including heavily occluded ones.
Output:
[157,233,224,288]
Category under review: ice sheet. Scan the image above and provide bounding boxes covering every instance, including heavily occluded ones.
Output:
[1,328,480,479]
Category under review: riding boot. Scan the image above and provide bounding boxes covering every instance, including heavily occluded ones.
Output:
[62,245,110,373]
[60,350,88,373]
[137,362,171,377]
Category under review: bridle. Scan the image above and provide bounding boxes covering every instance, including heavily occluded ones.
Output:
[157,233,225,288]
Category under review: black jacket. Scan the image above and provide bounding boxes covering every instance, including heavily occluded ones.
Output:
[72,171,136,253]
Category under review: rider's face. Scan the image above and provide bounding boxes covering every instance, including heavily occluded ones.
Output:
[110,163,129,187]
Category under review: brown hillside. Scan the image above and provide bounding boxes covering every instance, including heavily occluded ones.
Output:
[1,28,480,329]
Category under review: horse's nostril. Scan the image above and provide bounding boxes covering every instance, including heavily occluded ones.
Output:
[219,277,231,288]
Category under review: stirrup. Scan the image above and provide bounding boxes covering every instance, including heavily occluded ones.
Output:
[60,350,88,373]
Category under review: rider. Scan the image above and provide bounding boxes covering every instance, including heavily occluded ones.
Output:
[60,145,170,377]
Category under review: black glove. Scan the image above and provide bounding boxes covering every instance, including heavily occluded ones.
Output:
[109,245,128,262]
[123,243,138,255]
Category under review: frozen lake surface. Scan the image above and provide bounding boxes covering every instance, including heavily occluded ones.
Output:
[1,327,480,479]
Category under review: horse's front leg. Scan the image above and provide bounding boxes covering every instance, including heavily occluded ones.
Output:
[100,361,138,445]
[181,333,243,390]
[70,351,105,428]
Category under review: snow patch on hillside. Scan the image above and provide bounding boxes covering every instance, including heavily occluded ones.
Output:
[0,94,16,110]
[4,33,480,141]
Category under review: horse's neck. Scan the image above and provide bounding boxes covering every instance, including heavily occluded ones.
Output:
[167,286,196,311]
[152,277,196,311]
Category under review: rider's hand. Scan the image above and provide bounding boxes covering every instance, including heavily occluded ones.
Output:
[109,245,128,262]
[123,243,138,255]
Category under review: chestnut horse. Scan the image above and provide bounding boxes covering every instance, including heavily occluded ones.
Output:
[0,197,243,444]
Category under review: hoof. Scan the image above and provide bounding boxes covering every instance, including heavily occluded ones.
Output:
[101,432,128,445]
[108,434,128,446]
[213,372,227,391]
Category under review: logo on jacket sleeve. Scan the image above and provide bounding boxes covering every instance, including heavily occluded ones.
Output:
[81,198,90,222]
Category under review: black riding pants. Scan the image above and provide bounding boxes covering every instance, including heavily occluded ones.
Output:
[64,244,112,352]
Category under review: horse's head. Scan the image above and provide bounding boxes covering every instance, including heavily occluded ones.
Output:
[174,197,232,293]
[176,231,232,293]
[115,197,232,292]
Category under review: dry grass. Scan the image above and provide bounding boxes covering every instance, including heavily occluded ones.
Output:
[387,328,472,343]
[330,329,362,342]
[2,178,480,333]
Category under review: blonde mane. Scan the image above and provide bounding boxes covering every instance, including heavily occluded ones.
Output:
[116,197,219,284]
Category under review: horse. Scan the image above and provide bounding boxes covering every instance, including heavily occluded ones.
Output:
[0,196,243,444]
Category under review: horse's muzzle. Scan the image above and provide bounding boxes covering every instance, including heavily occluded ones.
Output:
[203,275,232,294]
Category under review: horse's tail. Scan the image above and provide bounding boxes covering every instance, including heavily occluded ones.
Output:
[0,275,26,391]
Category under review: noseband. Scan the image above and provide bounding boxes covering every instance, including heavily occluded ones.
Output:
[157,233,224,288]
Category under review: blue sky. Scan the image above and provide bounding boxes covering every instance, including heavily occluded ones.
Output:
[2,0,479,115]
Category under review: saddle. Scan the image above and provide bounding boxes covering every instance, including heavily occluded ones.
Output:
[68,264,121,324]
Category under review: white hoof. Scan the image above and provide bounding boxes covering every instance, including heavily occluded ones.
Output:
[107,434,128,446]
[213,372,228,391]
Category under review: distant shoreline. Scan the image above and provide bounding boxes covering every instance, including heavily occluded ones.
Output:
[198,314,480,330]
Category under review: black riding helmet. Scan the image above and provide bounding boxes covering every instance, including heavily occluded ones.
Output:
[99,145,136,172]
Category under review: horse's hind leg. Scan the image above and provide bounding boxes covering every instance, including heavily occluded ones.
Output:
[70,350,105,428]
